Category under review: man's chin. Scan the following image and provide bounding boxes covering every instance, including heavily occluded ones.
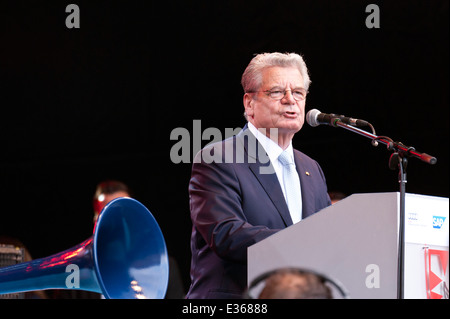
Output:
[278,123,303,134]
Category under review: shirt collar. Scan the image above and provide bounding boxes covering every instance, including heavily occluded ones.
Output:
[247,122,294,164]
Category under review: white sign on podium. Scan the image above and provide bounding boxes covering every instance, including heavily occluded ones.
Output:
[248,192,449,299]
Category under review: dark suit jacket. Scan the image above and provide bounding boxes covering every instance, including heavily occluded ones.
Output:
[186,126,331,299]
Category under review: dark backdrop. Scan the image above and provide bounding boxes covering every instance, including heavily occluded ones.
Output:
[1,1,448,291]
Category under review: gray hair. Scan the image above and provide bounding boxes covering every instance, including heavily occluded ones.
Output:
[241,52,311,93]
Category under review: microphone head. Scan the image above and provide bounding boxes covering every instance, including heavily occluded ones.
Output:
[306,109,321,127]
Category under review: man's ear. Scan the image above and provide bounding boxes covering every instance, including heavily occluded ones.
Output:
[243,93,254,118]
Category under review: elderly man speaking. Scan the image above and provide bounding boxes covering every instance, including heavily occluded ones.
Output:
[187,52,331,299]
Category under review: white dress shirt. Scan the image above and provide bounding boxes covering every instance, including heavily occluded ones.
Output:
[247,122,302,223]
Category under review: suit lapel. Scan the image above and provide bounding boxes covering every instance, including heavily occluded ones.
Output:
[237,127,293,227]
[294,151,314,219]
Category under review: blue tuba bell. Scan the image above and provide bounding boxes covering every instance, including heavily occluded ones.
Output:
[0,197,169,299]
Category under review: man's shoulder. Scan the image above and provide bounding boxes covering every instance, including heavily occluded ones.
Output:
[292,148,322,169]
[192,127,269,166]
[293,148,314,161]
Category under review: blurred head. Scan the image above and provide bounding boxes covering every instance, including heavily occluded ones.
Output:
[93,180,131,223]
[328,191,347,204]
[257,269,332,299]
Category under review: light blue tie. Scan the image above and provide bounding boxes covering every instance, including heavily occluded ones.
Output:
[278,151,302,223]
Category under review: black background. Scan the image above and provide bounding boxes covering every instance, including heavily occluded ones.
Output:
[1,1,448,292]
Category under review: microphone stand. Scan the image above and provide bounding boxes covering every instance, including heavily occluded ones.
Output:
[328,118,437,299]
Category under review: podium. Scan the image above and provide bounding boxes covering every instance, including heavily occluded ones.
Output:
[248,192,449,299]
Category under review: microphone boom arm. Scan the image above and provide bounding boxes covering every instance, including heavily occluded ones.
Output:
[333,120,437,165]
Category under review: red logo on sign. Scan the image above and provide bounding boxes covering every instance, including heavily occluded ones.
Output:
[424,248,448,299]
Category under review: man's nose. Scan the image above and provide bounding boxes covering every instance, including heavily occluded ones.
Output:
[281,90,296,104]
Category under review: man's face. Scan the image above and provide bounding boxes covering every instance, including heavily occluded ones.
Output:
[244,66,306,137]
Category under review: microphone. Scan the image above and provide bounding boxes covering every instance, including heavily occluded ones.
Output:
[306,109,369,127]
